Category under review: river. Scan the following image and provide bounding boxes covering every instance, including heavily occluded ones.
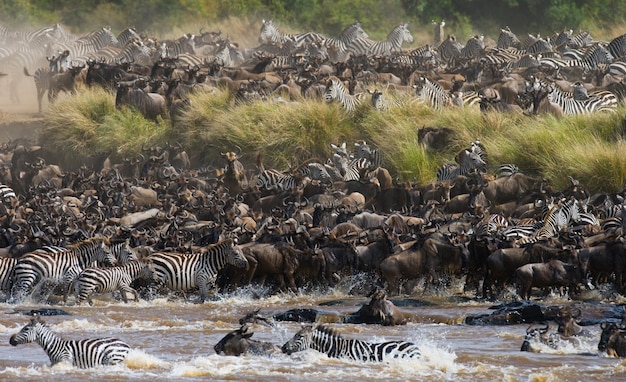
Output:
[0,279,624,382]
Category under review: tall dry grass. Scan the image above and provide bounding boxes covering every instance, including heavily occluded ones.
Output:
[42,87,626,193]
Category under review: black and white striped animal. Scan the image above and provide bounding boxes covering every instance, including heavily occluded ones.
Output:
[324,76,365,112]
[413,76,452,111]
[147,239,248,303]
[10,237,117,303]
[258,19,324,48]
[281,325,421,362]
[71,259,156,305]
[323,21,369,62]
[23,50,70,113]
[547,83,617,115]
[0,257,18,295]
[9,316,130,368]
[347,23,413,56]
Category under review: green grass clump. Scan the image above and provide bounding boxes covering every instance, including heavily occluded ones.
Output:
[39,87,626,193]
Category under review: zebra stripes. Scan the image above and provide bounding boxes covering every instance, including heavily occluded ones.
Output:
[497,27,521,49]
[516,197,580,246]
[324,76,366,113]
[436,140,488,181]
[10,316,130,368]
[147,239,248,302]
[347,23,413,56]
[547,83,617,115]
[413,76,452,111]
[72,259,156,305]
[323,21,368,62]
[258,19,324,48]
[281,325,421,362]
[0,257,18,294]
[256,169,301,192]
[10,237,117,302]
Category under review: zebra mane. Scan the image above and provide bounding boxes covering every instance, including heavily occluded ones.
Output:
[315,325,343,339]
[68,236,105,250]
[208,238,234,250]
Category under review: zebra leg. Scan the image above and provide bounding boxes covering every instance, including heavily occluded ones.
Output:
[118,284,139,303]
[197,273,209,303]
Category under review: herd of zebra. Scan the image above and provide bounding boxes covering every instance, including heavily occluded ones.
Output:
[4,18,626,117]
[3,19,626,367]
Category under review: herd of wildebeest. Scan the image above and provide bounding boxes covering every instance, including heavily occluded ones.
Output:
[2,18,626,366]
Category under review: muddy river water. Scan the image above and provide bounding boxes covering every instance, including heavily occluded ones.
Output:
[0,281,625,382]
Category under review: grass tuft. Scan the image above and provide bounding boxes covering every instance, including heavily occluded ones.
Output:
[40,87,626,193]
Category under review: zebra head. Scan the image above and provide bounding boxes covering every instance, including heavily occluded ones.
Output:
[281,325,314,354]
[368,89,385,110]
[520,324,550,352]
[9,316,45,346]
[341,21,368,41]
[99,26,119,47]
[324,78,341,103]
[259,19,279,44]
[226,240,248,269]
[108,239,138,264]
[393,23,413,45]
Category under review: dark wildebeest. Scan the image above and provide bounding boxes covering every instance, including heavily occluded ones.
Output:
[514,259,588,300]
[598,322,626,357]
[214,324,282,356]
[343,289,407,325]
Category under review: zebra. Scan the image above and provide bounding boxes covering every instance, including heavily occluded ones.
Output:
[460,35,485,61]
[0,257,18,295]
[10,237,117,303]
[9,316,130,368]
[607,33,626,60]
[210,40,244,67]
[281,325,421,362]
[163,34,196,58]
[147,239,248,303]
[541,43,613,73]
[413,76,452,111]
[68,26,119,65]
[432,20,445,46]
[255,168,302,192]
[323,21,369,62]
[23,50,70,113]
[116,27,142,48]
[516,197,580,246]
[495,163,520,178]
[112,39,153,65]
[547,83,617,115]
[108,240,138,264]
[258,19,325,48]
[0,182,18,207]
[324,76,366,113]
[347,23,413,56]
[71,259,156,305]
[435,35,462,67]
[497,26,521,49]
[436,140,488,181]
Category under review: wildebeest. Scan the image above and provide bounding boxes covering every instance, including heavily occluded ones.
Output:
[48,64,85,103]
[115,79,168,121]
[515,259,588,300]
[214,324,282,356]
[239,242,300,293]
[598,322,626,357]
[343,289,407,325]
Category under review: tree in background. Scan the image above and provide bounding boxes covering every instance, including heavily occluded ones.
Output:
[1,0,625,41]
